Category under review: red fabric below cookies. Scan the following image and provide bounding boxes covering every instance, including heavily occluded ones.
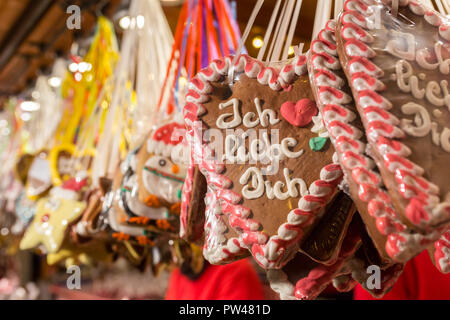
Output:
[354,250,450,300]
[165,259,265,300]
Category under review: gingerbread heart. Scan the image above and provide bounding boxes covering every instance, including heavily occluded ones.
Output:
[106,139,188,243]
[280,99,318,127]
[335,0,450,262]
[183,54,345,268]
[429,230,450,274]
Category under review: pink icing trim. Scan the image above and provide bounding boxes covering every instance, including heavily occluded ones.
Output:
[179,159,195,239]
[434,229,450,274]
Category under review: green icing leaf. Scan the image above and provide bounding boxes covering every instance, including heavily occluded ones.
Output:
[309,137,328,151]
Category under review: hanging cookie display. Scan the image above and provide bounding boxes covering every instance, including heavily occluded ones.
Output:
[336,0,450,264]
[109,120,189,237]
[184,54,347,268]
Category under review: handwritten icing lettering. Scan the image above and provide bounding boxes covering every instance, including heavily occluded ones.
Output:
[395,60,450,110]
[216,96,310,201]
[400,102,450,153]
[216,98,280,129]
[400,102,431,137]
[240,167,308,200]
[223,131,250,163]
[222,130,304,164]
[416,43,449,75]
[243,98,280,128]
[385,30,416,61]
[395,60,425,100]
[217,98,241,129]
[385,32,449,75]
[441,128,450,153]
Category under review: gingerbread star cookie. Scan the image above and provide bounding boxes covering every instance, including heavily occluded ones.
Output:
[184,54,344,268]
[47,239,112,267]
[20,177,87,253]
[336,0,450,262]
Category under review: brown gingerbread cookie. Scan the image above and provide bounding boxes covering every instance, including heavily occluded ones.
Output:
[180,162,207,244]
[308,19,405,263]
[336,0,450,262]
[266,213,362,300]
[300,192,356,265]
[71,177,112,243]
[268,213,403,300]
[184,54,344,268]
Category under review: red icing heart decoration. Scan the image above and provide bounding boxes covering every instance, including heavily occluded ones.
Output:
[280,99,318,127]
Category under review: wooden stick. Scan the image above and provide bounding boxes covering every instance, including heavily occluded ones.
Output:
[392,0,399,17]
[334,0,345,19]
[257,0,282,61]
[229,0,265,82]
[312,0,325,40]
[282,0,303,60]
[266,0,288,63]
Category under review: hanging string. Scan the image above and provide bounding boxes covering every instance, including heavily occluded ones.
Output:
[282,0,303,61]
[257,0,281,61]
[421,0,435,9]
[271,0,296,62]
[229,0,265,82]
[334,0,344,18]
[266,0,288,63]
[155,1,188,116]
[442,0,450,14]
[434,0,449,14]
[173,0,196,112]
[392,0,399,16]
[221,0,241,54]
[156,0,243,115]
